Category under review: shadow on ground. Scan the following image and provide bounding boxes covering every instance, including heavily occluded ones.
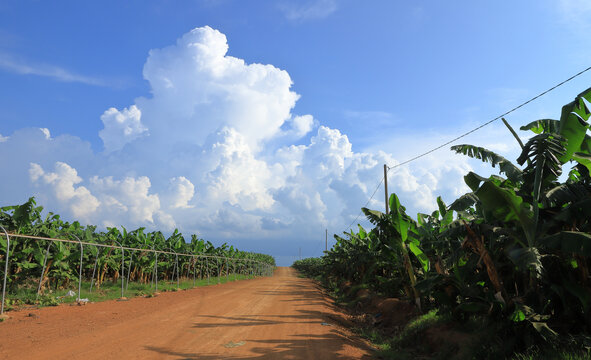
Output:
[145,331,373,359]
[145,305,372,359]
[144,270,372,359]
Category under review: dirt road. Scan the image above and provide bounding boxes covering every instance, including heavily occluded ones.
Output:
[0,267,372,359]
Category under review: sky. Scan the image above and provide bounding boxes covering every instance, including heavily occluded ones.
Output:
[0,1,590,265]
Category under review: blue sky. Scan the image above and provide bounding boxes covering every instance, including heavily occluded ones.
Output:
[1,0,590,265]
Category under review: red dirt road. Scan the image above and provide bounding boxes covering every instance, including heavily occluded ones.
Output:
[0,267,372,359]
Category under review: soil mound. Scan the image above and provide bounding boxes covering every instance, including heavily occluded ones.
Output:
[370,297,417,329]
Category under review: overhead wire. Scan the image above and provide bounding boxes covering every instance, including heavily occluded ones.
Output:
[387,65,591,171]
[341,65,591,234]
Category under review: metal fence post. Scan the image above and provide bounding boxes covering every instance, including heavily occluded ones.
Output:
[154,252,159,291]
[206,257,210,285]
[126,251,133,292]
[192,256,196,288]
[150,245,154,288]
[113,240,124,298]
[166,248,179,289]
[71,235,83,302]
[89,247,101,292]
[36,242,52,299]
[1,226,10,315]
[176,254,180,289]
[217,257,221,284]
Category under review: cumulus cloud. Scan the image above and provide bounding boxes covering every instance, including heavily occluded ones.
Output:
[129,26,300,151]
[99,105,147,153]
[205,127,276,211]
[1,26,477,264]
[28,161,175,230]
[29,162,100,220]
[89,175,161,224]
[0,128,95,208]
[166,177,195,209]
[284,114,315,138]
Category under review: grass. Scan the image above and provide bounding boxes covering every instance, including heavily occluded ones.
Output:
[361,309,455,360]
[395,309,444,345]
[512,345,591,360]
[3,273,256,310]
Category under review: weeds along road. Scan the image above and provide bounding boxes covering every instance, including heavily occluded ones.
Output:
[0,267,372,359]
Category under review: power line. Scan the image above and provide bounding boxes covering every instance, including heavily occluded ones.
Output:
[341,65,591,234]
[344,176,384,232]
[387,66,591,171]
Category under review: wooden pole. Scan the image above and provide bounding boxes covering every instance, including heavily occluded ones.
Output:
[384,164,389,215]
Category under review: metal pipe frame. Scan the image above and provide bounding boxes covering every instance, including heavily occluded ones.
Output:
[89,247,101,293]
[112,239,124,298]
[0,232,274,309]
[1,226,9,315]
[70,234,84,302]
[36,242,53,299]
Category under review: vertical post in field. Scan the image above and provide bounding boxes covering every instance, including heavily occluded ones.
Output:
[37,242,52,299]
[1,226,10,315]
[71,234,83,302]
[384,164,389,215]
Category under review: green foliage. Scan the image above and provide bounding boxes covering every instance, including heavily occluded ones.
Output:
[396,310,444,345]
[0,199,275,301]
[292,257,324,278]
[452,144,523,182]
[299,89,591,358]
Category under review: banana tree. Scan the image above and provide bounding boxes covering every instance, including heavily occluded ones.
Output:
[362,193,429,308]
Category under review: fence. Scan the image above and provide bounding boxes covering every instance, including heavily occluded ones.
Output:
[0,226,274,315]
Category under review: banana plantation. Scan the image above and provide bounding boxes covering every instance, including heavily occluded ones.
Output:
[294,88,591,357]
[0,198,275,312]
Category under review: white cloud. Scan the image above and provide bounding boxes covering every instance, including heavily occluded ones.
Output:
[1,26,489,264]
[0,53,107,86]
[99,105,147,153]
[284,114,315,138]
[39,128,51,140]
[27,160,176,230]
[29,162,100,220]
[279,0,338,21]
[303,126,353,177]
[167,176,195,209]
[89,175,162,225]
[129,26,299,151]
[0,133,8,142]
[205,127,276,211]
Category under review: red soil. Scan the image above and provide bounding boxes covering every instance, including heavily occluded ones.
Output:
[0,267,373,359]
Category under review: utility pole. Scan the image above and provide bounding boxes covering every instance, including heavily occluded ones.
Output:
[384,164,389,215]
[325,228,328,252]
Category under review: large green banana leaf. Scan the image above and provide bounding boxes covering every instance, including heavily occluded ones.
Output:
[471,174,535,246]
[558,87,591,163]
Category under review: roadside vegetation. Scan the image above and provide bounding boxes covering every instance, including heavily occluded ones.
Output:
[294,87,591,359]
[0,199,275,311]
[3,274,255,313]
